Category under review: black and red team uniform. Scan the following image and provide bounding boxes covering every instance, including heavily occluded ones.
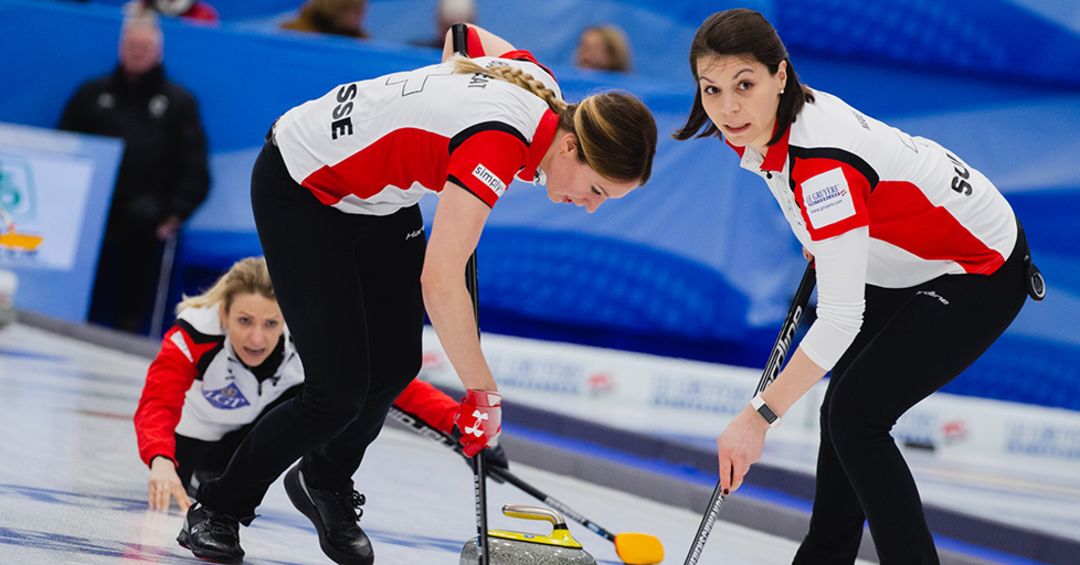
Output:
[134,305,458,490]
[731,90,1035,564]
[195,40,560,521]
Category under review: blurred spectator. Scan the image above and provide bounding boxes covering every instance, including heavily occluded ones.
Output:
[139,0,219,24]
[58,8,210,334]
[574,25,632,73]
[410,0,476,50]
[280,0,369,39]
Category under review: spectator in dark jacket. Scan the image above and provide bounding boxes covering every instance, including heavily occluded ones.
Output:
[59,9,210,334]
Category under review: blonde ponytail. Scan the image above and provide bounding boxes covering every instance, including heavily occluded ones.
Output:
[451,57,567,114]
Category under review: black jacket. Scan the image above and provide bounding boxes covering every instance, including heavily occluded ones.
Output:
[59,64,210,232]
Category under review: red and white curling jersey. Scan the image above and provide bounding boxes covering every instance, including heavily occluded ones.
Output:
[732,90,1016,285]
[134,305,305,465]
[729,90,1017,369]
[273,50,561,215]
[134,305,461,467]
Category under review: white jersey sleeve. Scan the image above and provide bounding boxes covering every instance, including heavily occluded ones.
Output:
[799,227,869,370]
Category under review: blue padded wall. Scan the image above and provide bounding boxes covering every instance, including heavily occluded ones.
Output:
[4,0,1079,409]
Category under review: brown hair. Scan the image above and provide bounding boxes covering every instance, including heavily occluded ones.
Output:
[576,25,632,73]
[673,8,814,145]
[453,57,657,184]
[282,0,368,38]
[176,257,275,315]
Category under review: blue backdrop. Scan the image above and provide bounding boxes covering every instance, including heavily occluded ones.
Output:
[2,0,1078,409]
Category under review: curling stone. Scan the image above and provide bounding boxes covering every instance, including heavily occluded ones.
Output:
[460,504,596,564]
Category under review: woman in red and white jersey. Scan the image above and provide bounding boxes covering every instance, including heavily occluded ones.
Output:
[179,25,657,564]
[136,257,494,514]
[675,9,1040,565]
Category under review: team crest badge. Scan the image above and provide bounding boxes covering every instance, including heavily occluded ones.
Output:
[203,382,251,410]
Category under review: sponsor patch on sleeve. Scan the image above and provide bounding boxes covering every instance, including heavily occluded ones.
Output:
[472,164,507,197]
[801,168,856,229]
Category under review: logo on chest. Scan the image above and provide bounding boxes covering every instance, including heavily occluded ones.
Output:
[148,94,169,118]
[96,93,115,109]
[203,382,251,410]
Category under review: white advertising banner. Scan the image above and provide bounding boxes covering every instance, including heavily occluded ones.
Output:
[419,328,825,445]
[420,328,1080,465]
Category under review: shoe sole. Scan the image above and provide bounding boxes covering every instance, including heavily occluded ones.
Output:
[177,526,244,564]
[284,467,373,565]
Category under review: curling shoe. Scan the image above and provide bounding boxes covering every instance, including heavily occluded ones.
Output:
[284,464,374,565]
[176,502,244,563]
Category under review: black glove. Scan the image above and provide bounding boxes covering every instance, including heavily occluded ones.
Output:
[455,428,510,483]
[483,442,509,473]
[479,442,510,484]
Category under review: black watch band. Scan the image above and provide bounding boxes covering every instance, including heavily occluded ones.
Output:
[751,394,780,428]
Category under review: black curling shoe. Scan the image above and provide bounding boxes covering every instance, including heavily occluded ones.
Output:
[177,502,244,563]
[284,464,374,565]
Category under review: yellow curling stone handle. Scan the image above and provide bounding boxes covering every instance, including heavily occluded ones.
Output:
[487,504,584,549]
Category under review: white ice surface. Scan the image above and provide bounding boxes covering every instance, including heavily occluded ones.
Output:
[0,324,877,564]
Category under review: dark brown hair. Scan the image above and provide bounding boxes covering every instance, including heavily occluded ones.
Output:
[673,8,814,145]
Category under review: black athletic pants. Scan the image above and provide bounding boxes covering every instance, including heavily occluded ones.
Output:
[175,385,301,490]
[793,227,1031,564]
[199,140,427,519]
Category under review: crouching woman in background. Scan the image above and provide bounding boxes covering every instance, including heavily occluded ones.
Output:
[135,257,473,511]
